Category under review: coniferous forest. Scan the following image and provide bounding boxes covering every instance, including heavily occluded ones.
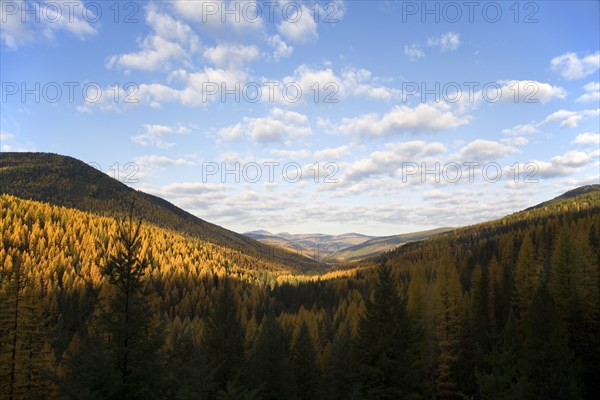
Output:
[1,156,600,400]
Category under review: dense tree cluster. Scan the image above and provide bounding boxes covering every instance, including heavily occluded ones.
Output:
[1,187,599,399]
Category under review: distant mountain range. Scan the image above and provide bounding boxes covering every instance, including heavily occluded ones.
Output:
[244,228,454,263]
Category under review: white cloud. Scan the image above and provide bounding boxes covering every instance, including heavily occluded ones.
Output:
[137,68,247,107]
[533,150,593,178]
[107,4,198,71]
[270,149,311,159]
[497,80,567,103]
[404,44,425,61]
[171,0,264,36]
[276,65,401,104]
[314,144,353,160]
[219,108,312,144]
[107,35,188,71]
[277,5,318,43]
[550,51,600,80]
[502,123,538,136]
[268,34,293,60]
[343,141,447,183]
[576,81,600,103]
[131,124,190,148]
[427,32,461,51]
[501,136,529,147]
[0,0,97,49]
[336,103,469,137]
[135,154,195,168]
[456,140,517,161]
[541,109,582,128]
[203,43,259,69]
[571,132,600,147]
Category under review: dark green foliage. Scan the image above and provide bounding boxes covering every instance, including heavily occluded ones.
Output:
[290,321,319,400]
[356,263,429,400]
[60,213,165,399]
[321,325,359,400]
[476,310,522,400]
[520,286,581,400]
[245,313,291,400]
[200,276,246,396]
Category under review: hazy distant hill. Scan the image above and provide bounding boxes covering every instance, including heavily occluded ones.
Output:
[244,230,375,262]
[0,152,322,271]
[332,227,455,262]
[245,228,454,263]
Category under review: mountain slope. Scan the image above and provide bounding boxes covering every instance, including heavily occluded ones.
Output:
[0,152,322,272]
[381,184,600,264]
[244,230,375,262]
[332,227,454,262]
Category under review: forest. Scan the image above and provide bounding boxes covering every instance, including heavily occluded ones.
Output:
[1,184,599,399]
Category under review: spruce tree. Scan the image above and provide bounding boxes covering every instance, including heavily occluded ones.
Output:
[200,275,245,396]
[290,320,318,400]
[520,286,581,400]
[60,211,165,399]
[356,262,428,400]
[245,312,291,400]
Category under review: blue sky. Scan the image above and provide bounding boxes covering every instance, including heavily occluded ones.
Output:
[1,0,599,235]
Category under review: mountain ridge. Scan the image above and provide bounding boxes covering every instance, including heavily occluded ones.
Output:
[0,152,322,271]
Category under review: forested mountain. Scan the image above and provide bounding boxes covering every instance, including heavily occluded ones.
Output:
[1,153,599,399]
[0,152,321,272]
[332,227,454,262]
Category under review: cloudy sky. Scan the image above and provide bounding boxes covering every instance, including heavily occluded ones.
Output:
[1,0,599,235]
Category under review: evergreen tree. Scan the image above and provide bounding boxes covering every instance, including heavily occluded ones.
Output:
[200,274,245,396]
[0,255,53,400]
[520,286,581,400]
[512,235,541,331]
[475,310,522,400]
[245,312,291,400]
[321,324,359,400]
[356,262,428,400]
[434,261,464,400]
[290,320,319,400]
[60,211,165,399]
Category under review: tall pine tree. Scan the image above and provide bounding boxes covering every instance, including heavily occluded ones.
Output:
[356,262,428,400]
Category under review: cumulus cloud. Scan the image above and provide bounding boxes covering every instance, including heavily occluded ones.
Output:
[131,124,191,148]
[427,32,461,51]
[533,150,593,178]
[268,34,293,60]
[456,140,517,162]
[0,0,97,49]
[277,5,318,43]
[335,103,469,137]
[576,81,600,103]
[550,51,600,80]
[343,141,448,183]
[203,43,259,69]
[314,144,353,160]
[134,154,195,168]
[171,0,264,36]
[107,35,188,71]
[137,67,247,107]
[404,44,425,61]
[107,4,198,71]
[275,65,401,104]
[571,132,600,147]
[502,123,538,136]
[218,108,312,144]
[497,80,567,103]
